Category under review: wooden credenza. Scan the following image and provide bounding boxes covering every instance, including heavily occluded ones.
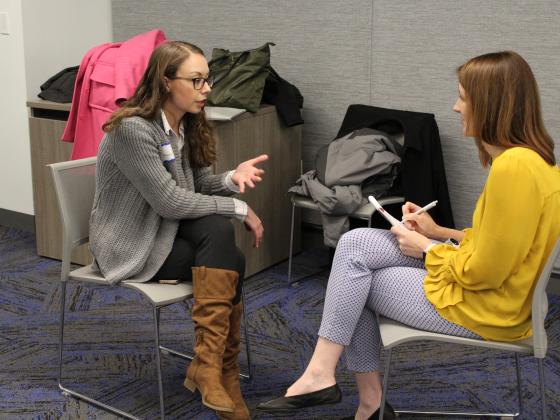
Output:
[28,101,92,265]
[27,100,302,277]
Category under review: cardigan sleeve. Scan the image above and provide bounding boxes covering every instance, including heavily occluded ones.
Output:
[192,166,235,196]
[109,119,236,219]
[425,152,542,293]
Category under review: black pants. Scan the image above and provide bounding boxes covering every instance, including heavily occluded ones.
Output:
[152,215,245,304]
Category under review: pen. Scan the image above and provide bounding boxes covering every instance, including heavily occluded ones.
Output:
[402,200,438,220]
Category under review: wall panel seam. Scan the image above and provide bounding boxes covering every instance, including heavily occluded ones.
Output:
[369,0,375,104]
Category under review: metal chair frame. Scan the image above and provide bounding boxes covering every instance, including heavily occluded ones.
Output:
[50,157,253,420]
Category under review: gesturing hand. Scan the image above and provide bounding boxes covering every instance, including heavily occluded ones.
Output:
[390,224,432,258]
[244,206,264,248]
[232,154,269,193]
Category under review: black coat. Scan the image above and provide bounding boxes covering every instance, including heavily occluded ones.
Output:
[337,104,455,228]
[262,67,304,127]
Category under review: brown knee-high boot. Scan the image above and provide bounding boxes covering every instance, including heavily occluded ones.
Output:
[184,266,237,413]
[218,302,250,420]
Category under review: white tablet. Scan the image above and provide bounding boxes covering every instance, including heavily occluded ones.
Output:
[368,195,408,229]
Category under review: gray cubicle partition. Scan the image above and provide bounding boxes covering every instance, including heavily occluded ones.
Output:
[112,0,560,231]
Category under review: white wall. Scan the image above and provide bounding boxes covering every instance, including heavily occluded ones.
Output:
[0,0,112,216]
[0,0,31,215]
[21,0,113,102]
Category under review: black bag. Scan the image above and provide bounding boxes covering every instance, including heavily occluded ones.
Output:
[208,43,274,112]
[38,66,79,103]
[262,66,304,126]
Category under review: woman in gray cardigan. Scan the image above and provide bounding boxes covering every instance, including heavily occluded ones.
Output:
[90,41,267,419]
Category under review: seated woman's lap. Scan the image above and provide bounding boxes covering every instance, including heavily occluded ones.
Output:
[152,215,245,302]
[177,214,242,270]
[341,228,477,338]
[152,236,196,282]
[367,267,479,338]
[335,228,424,271]
[320,228,478,347]
[320,228,426,344]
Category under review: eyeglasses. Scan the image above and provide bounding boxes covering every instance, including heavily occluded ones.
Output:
[169,76,214,90]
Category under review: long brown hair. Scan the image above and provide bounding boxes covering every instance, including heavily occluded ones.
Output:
[103,41,217,167]
[457,51,555,166]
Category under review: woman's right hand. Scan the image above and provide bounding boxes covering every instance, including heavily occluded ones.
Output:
[401,201,440,238]
[244,206,264,248]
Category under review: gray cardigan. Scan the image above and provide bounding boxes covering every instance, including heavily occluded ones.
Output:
[89,115,237,284]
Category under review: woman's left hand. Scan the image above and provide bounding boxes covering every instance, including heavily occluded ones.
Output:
[244,206,264,248]
[232,154,269,193]
[390,224,432,258]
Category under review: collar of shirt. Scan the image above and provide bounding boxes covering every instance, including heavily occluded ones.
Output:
[161,109,185,151]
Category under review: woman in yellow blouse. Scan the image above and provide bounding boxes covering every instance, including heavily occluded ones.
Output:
[258,51,560,419]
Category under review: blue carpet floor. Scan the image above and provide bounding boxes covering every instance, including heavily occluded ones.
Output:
[1,224,559,419]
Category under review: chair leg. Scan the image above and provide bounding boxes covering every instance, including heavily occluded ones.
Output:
[153,307,165,419]
[241,286,253,380]
[379,349,392,420]
[514,353,523,416]
[287,202,296,284]
[57,281,141,420]
[287,202,328,287]
[57,282,67,388]
[538,358,546,420]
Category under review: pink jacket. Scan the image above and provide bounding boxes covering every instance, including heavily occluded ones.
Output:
[62,29,167,159]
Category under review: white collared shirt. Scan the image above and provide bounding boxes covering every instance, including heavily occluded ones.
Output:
[161,109,185,153]
[160,109,247,221]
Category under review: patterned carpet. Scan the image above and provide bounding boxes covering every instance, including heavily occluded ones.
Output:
[1,224,559,419]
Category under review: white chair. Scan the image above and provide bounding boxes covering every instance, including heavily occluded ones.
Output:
[49,157,253,420]
[287,194,405,285]
[378,237,560,420]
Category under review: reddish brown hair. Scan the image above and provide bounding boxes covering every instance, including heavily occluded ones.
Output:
[457,51,555,166]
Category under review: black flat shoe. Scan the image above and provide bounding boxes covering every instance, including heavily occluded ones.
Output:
[339,400,396,419]
[256,383,342,411]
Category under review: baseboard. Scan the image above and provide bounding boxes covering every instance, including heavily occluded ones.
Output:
[0,208,35,233]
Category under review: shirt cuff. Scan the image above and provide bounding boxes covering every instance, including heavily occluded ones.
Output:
[424,243,436,253]
[444,238,460,248]
[225,170,241,193]
[232,198,248,222]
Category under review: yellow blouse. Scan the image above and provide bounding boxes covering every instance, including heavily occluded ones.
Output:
[424,147,560,341]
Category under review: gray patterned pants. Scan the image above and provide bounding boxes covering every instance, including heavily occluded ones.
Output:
[318,228,479,372]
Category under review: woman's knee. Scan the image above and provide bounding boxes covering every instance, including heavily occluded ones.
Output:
[337,228,371,254]
[338,228,394,253]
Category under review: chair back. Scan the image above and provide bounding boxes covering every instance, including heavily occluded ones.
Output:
[48,157,97,281]
[532,237,560,358]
